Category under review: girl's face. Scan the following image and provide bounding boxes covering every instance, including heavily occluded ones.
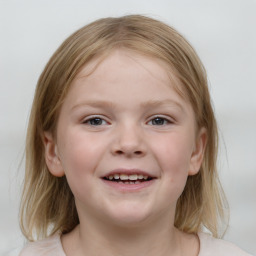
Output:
[44,49,206,227]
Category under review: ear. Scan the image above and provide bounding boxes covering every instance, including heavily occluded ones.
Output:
[188,127,207,176]
[43,131,65,177]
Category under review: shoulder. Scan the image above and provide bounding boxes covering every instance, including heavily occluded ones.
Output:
[198,232,253,256]
[19,233,66,256]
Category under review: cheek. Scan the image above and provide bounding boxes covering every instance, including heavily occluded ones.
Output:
[154,133,193,174]
[57,130,106,192]
[147,133,193,210]
[153,132,194,194]
[158,139,191,198]
[59,128,105,166]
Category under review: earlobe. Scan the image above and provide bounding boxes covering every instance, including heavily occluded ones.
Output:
[43,131,65,177]
[188,127,207,176]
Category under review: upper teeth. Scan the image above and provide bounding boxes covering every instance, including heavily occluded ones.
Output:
[107,174,149,181]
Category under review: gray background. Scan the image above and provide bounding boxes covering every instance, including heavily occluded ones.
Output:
[1,0,255,255]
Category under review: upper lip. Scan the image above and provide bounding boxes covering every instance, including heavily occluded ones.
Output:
[102,168,156,178]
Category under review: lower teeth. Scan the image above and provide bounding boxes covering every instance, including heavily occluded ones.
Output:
[117,181,141,184]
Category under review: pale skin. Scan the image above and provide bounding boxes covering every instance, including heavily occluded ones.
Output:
[44,49,207,256]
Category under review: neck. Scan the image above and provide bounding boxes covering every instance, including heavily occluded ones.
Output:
[62,212,184,256]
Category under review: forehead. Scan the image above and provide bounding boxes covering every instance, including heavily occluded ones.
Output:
[61,49,193,114]
[74,49,183,93]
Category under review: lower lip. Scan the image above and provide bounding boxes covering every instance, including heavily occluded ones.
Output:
[101,179,156,192]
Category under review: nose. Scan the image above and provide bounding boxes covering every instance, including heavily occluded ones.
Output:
[111,124,146,157]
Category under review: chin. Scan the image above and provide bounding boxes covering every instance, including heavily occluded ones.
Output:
[103,202,153,228]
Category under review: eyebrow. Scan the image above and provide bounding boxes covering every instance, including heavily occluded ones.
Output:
[71,99,184,112]
[71,100,116,111]
[140,99,184,111]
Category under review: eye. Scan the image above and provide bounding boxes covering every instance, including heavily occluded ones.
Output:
[147,116,172,126]
[83,117,108,126]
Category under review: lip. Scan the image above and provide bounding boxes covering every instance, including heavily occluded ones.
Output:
[101,168,157,192]
[101,178,156,192]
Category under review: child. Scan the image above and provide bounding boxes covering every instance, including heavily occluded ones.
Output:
[19,15,252,256]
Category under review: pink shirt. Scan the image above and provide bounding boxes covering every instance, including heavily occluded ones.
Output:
[19,232,252,256]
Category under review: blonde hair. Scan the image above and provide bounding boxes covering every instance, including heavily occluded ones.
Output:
[20,14,228,241]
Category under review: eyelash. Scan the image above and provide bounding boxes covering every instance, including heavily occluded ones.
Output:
[82,116,108,126]
[147,116,173,126]
[82,115,173,126]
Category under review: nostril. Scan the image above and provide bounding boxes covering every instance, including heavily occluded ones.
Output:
[114,150,143,156]
[116,150,123,155]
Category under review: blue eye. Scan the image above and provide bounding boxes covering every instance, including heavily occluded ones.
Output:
[84,117,107,126]
[148,117,170,125]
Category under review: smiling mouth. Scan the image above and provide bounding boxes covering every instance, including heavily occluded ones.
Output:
[103,173,154,184]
